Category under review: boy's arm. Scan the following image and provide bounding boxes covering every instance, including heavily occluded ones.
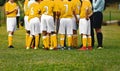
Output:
[86,7,93,20]
[73,10,79,24]
[6,6,18,15]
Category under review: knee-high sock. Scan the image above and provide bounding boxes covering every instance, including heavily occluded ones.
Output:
[31,36,35,48]
[26,33,30,47]
[35,35,39,48]
[27,35,33,48]
[53,34,57,48]
[43,36,47,48]
[82,35,87,47]
[97,32,103,47]
[51,34,57,48]
[38,34,41,47]
[88,36,92,47]
[46,35,50,48]
[50,35,53,48]
[67,35,72,47]
[8,34,13,46]
[72,35,78,48]
[60,34,65,47]
[91,28,95,47]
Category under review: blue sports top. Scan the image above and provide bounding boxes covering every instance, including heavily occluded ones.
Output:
[92,0,105,12]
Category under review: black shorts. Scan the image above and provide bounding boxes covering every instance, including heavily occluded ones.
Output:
[92,12,103,28]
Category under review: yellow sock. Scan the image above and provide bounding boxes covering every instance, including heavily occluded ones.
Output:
[35,35,39,48]
[72,35,78,48]
[82,35,87,47]
[26,33,29,47]
[53,34,57,48]
[50,35,53,48]
[38,34,41,47]
[31,36,35,47]
[27,35,33,48]
[60,34,65,47]
[46,35,50,48]
[67,35,72,47]
[43,36,47,48]
[50,34,57,49]
[88,36,92,47]
[8,34,13,46]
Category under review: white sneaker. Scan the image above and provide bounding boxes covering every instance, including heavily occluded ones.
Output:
[49,47,54,50]
[34,47,38,50]
[26,47,30,50]
[97,47,103,49]
[68,47,71,50]
[57,45,61,49]
[60,47,66,50]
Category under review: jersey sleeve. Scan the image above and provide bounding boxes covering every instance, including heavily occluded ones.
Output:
[88,1,93,14]
[5,3,9,12]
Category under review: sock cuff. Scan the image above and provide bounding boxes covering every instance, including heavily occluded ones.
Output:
[43,36,47,39]
[67,35,72,37]
[8,34,12,36]
[97,33,103,37]
[51,34,56,36]
[35,35,39,37]
[73,34,77,37]
[88,36,91,38]
[26,33,29,35]
[46,35,49,37]
[83,35,87,38]
[30,35,33,37]
[97,32,102,35]
[60,38,64,40]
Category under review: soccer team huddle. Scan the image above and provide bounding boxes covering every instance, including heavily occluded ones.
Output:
[5,0,93,50]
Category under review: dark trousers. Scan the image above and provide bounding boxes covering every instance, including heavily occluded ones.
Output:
[90,12,103,47]
[90,15,95,47]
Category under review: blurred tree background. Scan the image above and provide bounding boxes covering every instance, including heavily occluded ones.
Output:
[0,0,120,6]
[106,0,120,3]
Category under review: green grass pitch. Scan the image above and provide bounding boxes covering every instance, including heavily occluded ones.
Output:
[0,24,120,71]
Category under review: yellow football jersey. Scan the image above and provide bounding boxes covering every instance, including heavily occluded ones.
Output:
[5,1,18,17]
[53,0,60,12]
[60,1,74,18]
[28,2,41,21]
[54,0,64,12]
[80,0,92,18]
[24,0,29,16]
[72,0,81,15]
[39,0,55,16]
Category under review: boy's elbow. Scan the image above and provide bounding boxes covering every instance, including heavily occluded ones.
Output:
[6,11,9,15]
